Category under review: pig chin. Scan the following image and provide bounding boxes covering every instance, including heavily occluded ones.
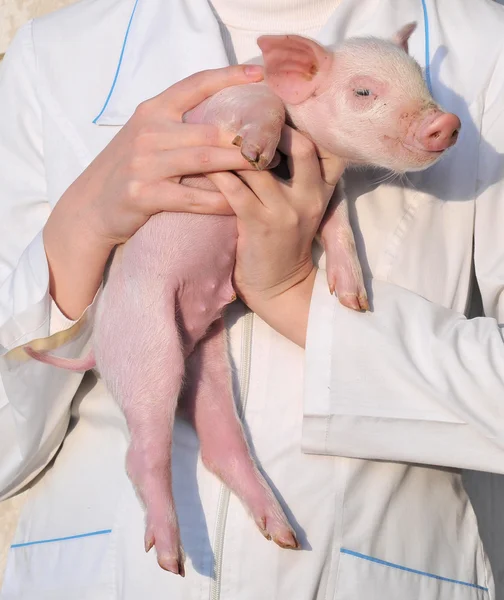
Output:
[364,136,448,174]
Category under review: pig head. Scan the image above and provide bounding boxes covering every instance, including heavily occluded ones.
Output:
[257,23,460,173]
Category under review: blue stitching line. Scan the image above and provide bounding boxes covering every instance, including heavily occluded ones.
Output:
[10,529,112,549]
[421,0,433,94]
[340,549,488,592]
[92,0,140,123]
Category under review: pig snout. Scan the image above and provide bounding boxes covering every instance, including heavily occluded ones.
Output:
[411,111,461,153]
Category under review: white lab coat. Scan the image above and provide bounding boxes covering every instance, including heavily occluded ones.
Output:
[0,0,504,598]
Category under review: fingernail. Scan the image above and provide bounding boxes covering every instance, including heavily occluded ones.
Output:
[244,64,263,77]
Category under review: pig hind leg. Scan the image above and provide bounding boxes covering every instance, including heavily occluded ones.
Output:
[96,293,186,575]
[182,318,298,549]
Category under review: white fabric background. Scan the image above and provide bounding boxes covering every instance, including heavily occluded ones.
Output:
[0,0,77,54]
[0,0,503,596]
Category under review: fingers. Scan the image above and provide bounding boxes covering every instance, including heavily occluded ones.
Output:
[317,149,346,186]
[233,168,281,212]
[127,147,258,182]
[141,179,235,216]
[277,127,322,189]
[206,172,265,221]
[278,127,346,187]
[156,146,259,178]
[136,123,237,152]
[152,65,264,119]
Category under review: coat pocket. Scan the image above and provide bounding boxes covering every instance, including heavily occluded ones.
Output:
[1,527,115,600]
[334,548,490,600]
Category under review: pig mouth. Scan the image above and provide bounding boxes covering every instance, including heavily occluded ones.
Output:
[383,135,447,162]
[400,142,447,167]
[401,142,445,156]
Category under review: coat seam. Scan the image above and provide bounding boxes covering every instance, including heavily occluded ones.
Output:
[326,458,348,600]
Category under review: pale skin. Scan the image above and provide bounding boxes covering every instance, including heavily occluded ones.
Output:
[43,64,344,348]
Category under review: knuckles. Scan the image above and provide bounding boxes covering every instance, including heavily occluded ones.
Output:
[195,150,212,166]
[293,136,317,161]
[306,194,328,222]
[127,150,149,174]
[124,179,144,204]
[282,207,302,230]
[181,187,201,209]
[202,125,220,147]
[133,100,155,121]
[221,176,244,197]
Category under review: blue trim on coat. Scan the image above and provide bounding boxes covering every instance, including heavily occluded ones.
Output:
[10,529,112,548]
[92,0,434,122]
[340,549,488,592]
[421,0,433,93]
[92,0,140,123]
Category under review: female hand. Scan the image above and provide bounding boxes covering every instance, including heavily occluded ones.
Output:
[52,64,264,248]
[208,127,345,347]
[44,64,264,319]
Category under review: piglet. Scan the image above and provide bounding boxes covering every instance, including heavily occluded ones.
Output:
[26,22,460,575]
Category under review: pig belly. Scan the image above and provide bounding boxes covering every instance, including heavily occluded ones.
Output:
[114,212,237,353]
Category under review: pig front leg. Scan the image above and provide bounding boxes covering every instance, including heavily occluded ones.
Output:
[181,318,299,549]
[185,82,285,171]
[318,181,369,311]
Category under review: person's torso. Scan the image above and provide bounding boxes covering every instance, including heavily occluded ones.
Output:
[2,0,503,598]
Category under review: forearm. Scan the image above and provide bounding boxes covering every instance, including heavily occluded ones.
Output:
[43,186,114,320]
[246,267,316,348]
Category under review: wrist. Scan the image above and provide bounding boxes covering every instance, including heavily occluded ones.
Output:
[246,267,317,348]
[44,194,114,319]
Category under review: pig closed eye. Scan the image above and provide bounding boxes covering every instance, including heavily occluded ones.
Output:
[354,89,371,97]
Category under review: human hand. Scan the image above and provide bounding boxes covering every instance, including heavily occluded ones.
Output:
[208,127,345,346]
[44,64,263,319]
[50,64,264,248]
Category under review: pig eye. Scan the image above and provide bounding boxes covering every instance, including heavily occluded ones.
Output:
[354,89,371,97]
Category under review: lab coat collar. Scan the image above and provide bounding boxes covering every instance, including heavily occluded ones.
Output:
[93,0,229,125]
[92,0,425,127]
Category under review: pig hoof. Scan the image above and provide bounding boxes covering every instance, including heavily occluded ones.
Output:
[145,534,155,554]
[338,292,369,312]
[233,125,278,171]
[273,531,300,550]
[327,275,369,312]
[242,146,261,168]
[256,516,299,550]
[144,522,184,574]
[233,135,261,168]
[158,554,186,577]
[358,294,370,311]
[232,134,262,168]
[241,149,270,171]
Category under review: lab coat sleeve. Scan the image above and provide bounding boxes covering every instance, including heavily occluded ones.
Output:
[0,23,95,499]
[303,63,504,474]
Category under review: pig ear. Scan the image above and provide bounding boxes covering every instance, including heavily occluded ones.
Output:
[257,35,333,105]
[392,22,417,53]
